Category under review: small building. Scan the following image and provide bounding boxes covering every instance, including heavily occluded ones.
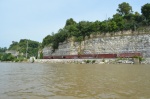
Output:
[5,50,19,57]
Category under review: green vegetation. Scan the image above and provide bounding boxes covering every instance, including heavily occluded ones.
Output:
[9,39,41,58]
[0,53,15,61]
[117,2,132,16]
[84,60,91,64]
[42,2,150,51]
[84,60,96,64]
[39,52,43,59]
[92,60,96,64]
[0,47,10,61]
[0,47,7,54]
[102,59,105,62]
[141,3,150,22]
[133,56,144,63]
[0,39,41,62]
[0,53,26,62]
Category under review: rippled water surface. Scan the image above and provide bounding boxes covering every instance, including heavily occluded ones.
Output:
[0,63,150,99]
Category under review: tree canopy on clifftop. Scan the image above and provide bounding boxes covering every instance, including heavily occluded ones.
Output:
[42,2,150,50]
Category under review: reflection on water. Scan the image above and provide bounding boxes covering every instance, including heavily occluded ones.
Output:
[0,63,150,99]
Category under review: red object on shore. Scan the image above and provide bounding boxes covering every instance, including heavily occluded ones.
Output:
[118,53,142,58]
[96,54,117,58]
[43,56,52,59]
[43,53,142,59]
[43,54,118,59]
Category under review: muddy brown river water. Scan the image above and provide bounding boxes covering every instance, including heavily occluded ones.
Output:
[0,63,150,99]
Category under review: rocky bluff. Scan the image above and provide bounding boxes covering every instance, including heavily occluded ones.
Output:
[43,29,150,58]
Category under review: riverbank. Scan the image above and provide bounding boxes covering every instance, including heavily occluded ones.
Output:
[1,58,149,64]
[34,58,150,64]
[35,59,107,64]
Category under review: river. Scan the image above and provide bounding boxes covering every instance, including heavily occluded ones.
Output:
[0,63,150,99]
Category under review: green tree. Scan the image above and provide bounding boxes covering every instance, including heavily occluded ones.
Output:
[0,53,2,60]
[65,18,76,27]
[91,20,101,32]
[75,36,83,42]
[64,18,79,38]
[100,21,108,32]
[141,3,150,21]
[65,24,79,37]
[134,12,143,23]
[52,34,59,49]
[117,2,132,16]
[108,20,118,32]
[77,21,93,39]
[0,47,7,53]
[9,41,18,50]
[42,35,53,47]
[1,53,15,61]
[112,13,125,31]
[40,52,43,59]
[57,29,68,42]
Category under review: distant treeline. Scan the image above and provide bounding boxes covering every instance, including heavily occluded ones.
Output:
[42,2,150,51]
[0,39,41,61]
[0,47,7,53]
[9,39,40,58]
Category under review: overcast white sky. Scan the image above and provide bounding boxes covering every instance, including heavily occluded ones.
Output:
[0,0,149,48]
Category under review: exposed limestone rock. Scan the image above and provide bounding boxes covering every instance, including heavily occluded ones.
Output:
[42,46,53,56]
[43,31,150,58]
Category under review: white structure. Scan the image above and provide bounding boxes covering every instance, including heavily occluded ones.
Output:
[5,50,19,57]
